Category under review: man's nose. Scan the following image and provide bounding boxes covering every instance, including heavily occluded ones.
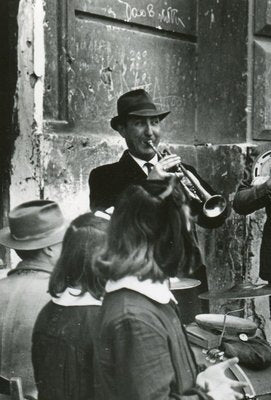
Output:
[144,120,153,136]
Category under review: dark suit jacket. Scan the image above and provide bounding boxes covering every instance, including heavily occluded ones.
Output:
[89,150,146,212]
[233,178,271,281]
[89,150,227,229]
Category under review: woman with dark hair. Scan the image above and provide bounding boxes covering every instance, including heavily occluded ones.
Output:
[93,179,246,400]
[32,212,108,400]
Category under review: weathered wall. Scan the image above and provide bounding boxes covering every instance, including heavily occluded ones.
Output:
[41,132,124,219]
[10,0,45,208]
[197,0,248,144]
[254,0,271,140]
[0,0,20,268]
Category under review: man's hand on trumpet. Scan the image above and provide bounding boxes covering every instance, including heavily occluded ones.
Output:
[147,154,200,198]
[251,175,271,187]
[147,154,181,180]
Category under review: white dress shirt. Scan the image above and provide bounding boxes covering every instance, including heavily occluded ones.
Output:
[129,153,159,175]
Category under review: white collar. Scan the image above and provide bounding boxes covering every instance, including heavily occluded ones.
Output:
[105,276,177,304]
[129,153,158,170]
[94,210,111,220]
[52,287,102,307]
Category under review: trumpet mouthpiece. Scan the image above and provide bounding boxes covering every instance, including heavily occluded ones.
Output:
[147,140,155,150]
[147,140,162,158]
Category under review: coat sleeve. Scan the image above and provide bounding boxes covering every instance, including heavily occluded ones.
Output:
[109,317,210,400]
[89,169,103,211]
[184,165,229,229]
[89,168,115,212]
[233,179,271,215]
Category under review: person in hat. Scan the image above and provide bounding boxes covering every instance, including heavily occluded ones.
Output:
[88,89,226,229]
[0,200,66,398]
[88,89,228,323]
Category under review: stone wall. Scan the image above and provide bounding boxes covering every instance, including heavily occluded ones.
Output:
[10,0,45,208]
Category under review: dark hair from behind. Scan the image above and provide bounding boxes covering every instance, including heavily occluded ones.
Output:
[93,178,199,283]
[49,212,108,299]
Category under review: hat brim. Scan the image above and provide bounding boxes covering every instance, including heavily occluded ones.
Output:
[0,225,67,250]
[111,110,170,131]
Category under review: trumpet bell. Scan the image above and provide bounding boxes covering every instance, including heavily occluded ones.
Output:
[146,140,227,219]
[203,195,227,218]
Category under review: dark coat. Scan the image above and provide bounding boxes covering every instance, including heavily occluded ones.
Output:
[89,150,227,229]
[32,301,101,400]
[95,288,210,400]
[233,178,271,281]
[89,150,146,211]
[0,260,51,398]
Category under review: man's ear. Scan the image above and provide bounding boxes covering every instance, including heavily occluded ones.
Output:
[116,123,126,138]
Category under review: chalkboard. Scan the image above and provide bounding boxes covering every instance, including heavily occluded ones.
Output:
[75,0,196,36]
[44,0,197,144]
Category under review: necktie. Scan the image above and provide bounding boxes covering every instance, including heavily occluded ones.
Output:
[144,162,153,175]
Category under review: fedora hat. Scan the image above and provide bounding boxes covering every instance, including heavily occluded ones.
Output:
[110,89,170,131]
[0,200,66,250]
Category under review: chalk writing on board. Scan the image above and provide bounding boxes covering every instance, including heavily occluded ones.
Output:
[158,8,185,28]
[107,7,117,19]
[117,1,154,20]
[117,0,185,28]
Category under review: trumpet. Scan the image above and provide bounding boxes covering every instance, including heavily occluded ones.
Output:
[147,140,227,218]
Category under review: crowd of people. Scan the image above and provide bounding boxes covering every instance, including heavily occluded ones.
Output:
[1,88,269,399]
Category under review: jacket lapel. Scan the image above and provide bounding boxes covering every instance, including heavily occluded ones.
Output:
[118,150,147,180]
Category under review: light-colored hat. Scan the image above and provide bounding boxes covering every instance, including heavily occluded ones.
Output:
[0,200,66,250]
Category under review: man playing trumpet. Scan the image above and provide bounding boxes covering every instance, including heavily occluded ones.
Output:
[89,89,227,228]
[89,89,228,319]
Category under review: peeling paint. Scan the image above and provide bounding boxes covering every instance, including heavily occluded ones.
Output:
[29,72,39,88]
[10,0,45,208]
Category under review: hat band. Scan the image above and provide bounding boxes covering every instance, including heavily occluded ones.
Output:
[120,102,157,116]
[11,224,65,242]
